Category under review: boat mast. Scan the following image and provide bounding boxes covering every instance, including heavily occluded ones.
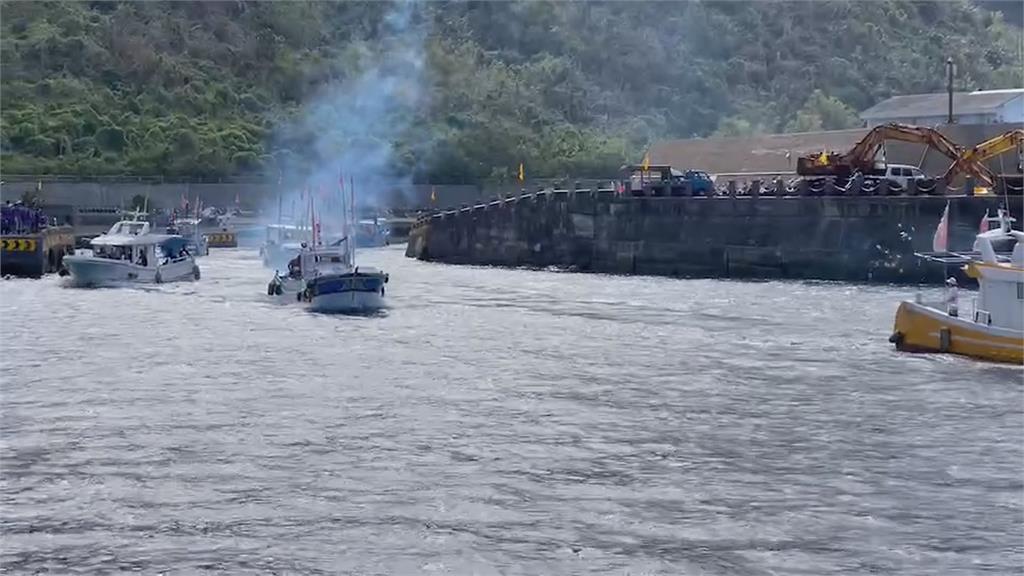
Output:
[349,175,356,267]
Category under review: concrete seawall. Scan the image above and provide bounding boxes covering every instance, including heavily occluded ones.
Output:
[0,178,487,212]
[406,193,1019,283]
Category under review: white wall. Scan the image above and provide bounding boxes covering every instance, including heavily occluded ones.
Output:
[995,95,1023,124]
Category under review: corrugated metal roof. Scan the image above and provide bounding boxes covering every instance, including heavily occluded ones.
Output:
[860,90,1023,120]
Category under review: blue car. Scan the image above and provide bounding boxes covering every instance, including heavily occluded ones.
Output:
[672,169,715,196]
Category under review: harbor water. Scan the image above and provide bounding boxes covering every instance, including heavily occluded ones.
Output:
[1,246,1021,574]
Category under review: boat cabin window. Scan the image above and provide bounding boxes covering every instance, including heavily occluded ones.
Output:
[109,221,148,236]
[93,245,133,260]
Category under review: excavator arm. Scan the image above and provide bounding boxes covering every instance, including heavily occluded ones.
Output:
[843,123,962,167]
[796,123,965,179]
[941,128,1024,186]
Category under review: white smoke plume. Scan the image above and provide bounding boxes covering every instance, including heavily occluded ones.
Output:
[267,0,428,230]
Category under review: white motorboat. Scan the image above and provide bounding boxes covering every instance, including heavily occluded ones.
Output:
[63,218,201,287]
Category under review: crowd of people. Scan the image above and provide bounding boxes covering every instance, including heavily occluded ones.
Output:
[1,201,48,235]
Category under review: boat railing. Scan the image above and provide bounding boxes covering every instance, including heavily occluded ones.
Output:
[164,254,191,265]
[914,291,956,314]
[914,250,1015,265]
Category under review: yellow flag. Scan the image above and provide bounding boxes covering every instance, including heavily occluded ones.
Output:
[430,186,437,204]
[518,162,525,183]
[641,152,650,171]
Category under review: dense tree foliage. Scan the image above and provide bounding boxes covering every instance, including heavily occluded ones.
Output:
[1,0,1020,182]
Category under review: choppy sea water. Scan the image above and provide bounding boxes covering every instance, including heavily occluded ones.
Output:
[1,246,1021,575]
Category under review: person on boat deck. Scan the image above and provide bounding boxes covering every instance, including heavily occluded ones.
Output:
[136,249,148,267]
[287,254,302,279]
[945,277,959,317]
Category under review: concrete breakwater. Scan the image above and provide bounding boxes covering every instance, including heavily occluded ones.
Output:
[406,192,1016,283]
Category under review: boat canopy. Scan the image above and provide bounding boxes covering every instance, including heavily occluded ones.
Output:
[159,236,191,254]
[91,233,185,247]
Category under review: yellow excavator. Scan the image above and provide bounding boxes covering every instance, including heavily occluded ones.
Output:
[941,128,1024,188]
[796,123,967,181]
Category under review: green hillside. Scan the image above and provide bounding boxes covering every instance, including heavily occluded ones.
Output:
[0,0,1020,182]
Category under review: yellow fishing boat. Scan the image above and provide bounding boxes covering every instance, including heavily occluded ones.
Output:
[890,211,1024,364]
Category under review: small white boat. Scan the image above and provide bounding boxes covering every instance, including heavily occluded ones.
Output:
[267,241,388,313]
[63,218,201,287]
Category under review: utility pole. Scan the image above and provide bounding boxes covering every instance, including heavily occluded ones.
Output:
[945,57,955,124]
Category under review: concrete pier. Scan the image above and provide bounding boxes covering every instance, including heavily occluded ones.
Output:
[406,193,1018,283]
[1,226,75,277]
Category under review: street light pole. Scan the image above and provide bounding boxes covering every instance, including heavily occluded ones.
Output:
[946,57,955,124]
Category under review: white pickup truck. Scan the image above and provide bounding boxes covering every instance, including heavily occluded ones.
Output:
[880,164,928,188]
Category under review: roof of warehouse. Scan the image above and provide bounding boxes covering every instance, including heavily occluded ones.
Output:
[860,89,1024,120]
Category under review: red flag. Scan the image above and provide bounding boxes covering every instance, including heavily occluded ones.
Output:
[979,209,989,234]
[932,202,950,252]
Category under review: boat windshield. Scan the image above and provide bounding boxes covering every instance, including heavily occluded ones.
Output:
[108,221,148,235]
[91,245,133,261]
